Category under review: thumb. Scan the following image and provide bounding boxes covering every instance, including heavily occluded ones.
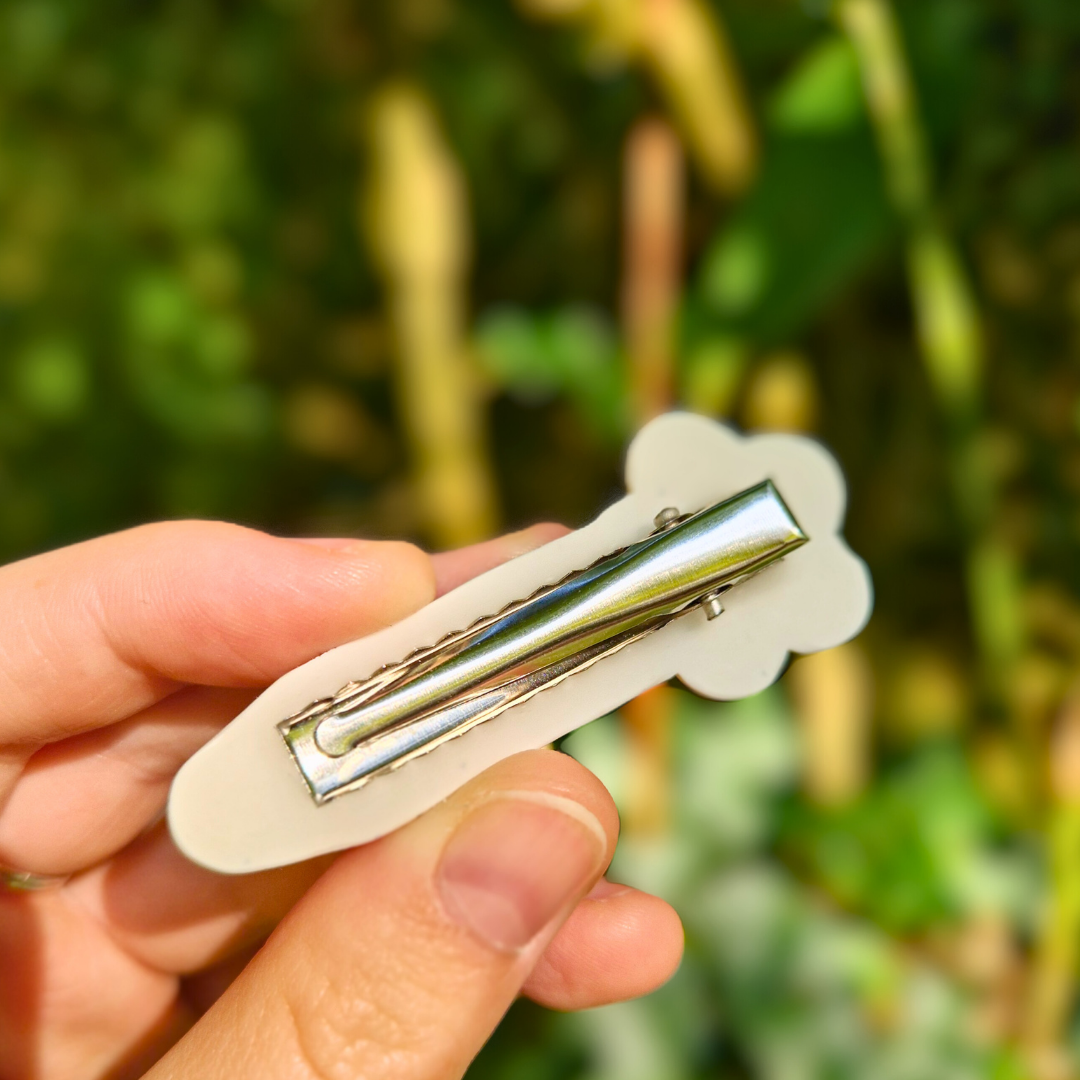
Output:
[148,750,616,1080]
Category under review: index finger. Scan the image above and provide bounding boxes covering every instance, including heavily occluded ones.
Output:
[0,521,434,748]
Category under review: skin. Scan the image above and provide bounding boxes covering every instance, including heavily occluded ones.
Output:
[0,521,684,1080]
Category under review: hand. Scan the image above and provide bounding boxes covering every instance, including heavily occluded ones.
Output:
[0,522,683,1080]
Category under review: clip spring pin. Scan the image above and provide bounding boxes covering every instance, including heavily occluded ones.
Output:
[279,479,808,804]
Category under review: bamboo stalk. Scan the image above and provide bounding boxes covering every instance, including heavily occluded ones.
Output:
[837,0,1020,699]
[788,642,874,806]
[838,0,1070,1058]
[362,85,499,548]
[636,0,756,195]
[622,117,683,424]
[838,0,982,423]
[1024,692,1080,1076]
[516,0,756,195]
[621,685,675,836]
[617,115,686,833]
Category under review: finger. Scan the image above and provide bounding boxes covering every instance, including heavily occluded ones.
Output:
[0,521,434,747]
[430,523,569,597]
[305,523,567,598]
[0,688,254,875]
[0,747,29,812]
[522,879,684,1010]
[145,750,618,1080]
[63,822,677,1004]
[65,822,333,974]
[0,525,568,874]
[0,886,186,1080]
[0,830,326,1079]
[180,943,264,1017]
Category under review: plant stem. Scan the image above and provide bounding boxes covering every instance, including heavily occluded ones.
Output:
[363,85,499,548]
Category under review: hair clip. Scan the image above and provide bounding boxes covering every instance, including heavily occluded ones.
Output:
[281,479,807,805]
[169,414,872,873]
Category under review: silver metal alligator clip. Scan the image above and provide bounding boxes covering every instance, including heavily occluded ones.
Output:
[280,479,808,805]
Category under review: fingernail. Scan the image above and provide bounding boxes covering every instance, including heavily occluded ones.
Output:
[585,877,632,901]
[437,793,606,952]
[499,524,569,560]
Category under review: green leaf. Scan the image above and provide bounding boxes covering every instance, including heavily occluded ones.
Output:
[692,128,894,344]
[769,36,865,135]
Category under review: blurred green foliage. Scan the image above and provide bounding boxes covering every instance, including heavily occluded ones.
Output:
[475,692,1034,1080]
[5,0,1080,1074]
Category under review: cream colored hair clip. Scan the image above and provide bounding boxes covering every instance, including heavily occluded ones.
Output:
[168,413,873,873]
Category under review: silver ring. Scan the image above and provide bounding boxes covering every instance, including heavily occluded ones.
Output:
[1,868,69,892]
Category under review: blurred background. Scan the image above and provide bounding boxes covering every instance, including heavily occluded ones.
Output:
[2,0,1080,1075]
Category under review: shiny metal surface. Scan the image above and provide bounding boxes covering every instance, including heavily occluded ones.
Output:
[701,592,725,620]
[281,480,807,803]
[653,506,682,530]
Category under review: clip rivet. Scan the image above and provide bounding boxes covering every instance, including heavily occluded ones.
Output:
[701,592,725,620]
[653,506,681,531]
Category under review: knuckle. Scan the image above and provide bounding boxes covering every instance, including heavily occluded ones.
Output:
[278,948,424,1080]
